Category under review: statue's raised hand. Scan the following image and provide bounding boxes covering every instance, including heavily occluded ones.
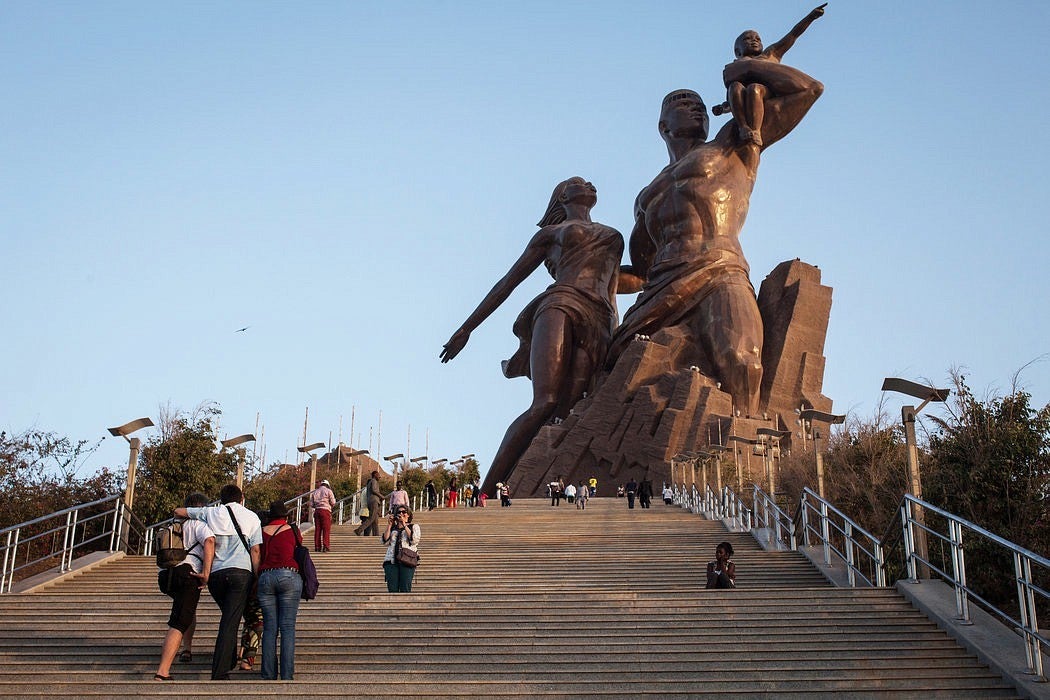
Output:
[810,3,827,18]
[440,328,471,363]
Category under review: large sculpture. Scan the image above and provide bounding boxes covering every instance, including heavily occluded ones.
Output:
[440,178,641,494]
[444,9,835,496]
[608,26,824,417]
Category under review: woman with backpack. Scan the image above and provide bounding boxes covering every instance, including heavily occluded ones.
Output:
[154,492,215,681]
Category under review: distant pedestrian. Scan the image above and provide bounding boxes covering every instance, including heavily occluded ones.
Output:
[564,482,577,504]
[576,482,589,510]
[662,484,673,505]
[354,471,387,537]
[626,478,638,509]
[425,480,438,511]
[588,477,597,497]
[500,483,511,507]
[639,479,653,509]
[448,475,459,508]
[389,481,409,512]
[549,480,562,506]
[310,479,336,552]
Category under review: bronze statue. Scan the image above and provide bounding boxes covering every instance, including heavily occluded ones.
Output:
[441,178,641,492]
[608,34,824,417]
[712,4,827,146]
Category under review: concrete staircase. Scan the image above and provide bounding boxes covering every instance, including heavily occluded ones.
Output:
[0,498,1023,698]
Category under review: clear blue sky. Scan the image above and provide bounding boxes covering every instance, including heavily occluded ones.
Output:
[3,2,1048,482]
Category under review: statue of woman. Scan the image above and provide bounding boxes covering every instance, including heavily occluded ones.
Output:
[441,177,641,493]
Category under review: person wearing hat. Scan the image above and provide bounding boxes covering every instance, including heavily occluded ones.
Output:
[310,479,337,552]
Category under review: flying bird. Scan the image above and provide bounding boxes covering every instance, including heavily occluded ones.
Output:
[235,326,251,333]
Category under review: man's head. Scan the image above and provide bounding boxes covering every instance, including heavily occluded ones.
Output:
[184,491,208,508]
[734,30,763,58]
[320,479,330,487]
[219,484,243,504]
[659,90,709,146]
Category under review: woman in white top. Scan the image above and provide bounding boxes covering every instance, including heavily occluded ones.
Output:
[382,506,420,592]
[154,492,215,681]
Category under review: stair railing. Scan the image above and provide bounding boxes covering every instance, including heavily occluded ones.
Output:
[720,486,753,532]
[797,487,886,587]
[885,494,1049,680]
[1,494,129,594]
[336,487,367,525]
[752,485,796,550]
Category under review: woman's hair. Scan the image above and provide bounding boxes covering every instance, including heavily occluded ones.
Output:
[717,541,734,557]
[397,507,414,523]
[538,177,583,227]
[268,500,288,520]
[184,492,208,508]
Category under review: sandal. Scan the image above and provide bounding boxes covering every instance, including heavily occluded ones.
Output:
[153,674,174,681]
[177,650,192,663]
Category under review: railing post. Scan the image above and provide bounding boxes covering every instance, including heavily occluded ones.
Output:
[950,519,971,623]
[801,498,811,548]
[874,541,886,587]
[1,530,14,594]
[902,501,917,581]
[820,501,832,568]
[845,521,856,586]
[110,500,123,553]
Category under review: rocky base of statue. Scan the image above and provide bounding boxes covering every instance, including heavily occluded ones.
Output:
[505,259,834,498]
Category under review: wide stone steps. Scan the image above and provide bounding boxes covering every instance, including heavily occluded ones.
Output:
[0,497,1021,698]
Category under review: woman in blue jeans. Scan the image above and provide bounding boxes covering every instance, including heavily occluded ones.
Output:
[258,501,303,680]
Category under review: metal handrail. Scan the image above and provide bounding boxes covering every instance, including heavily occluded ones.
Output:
[720,485,753,532]
[752,484,796,550]
[1,494,128,594]
[892,494,1049,679]
[336,487,367,525]
[797,487,886,587]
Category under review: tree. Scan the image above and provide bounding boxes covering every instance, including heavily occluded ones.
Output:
[923,371,1050,610]
[0,429,117,568]
[134,403,238,526]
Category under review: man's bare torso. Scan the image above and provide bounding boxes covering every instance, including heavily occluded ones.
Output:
[636,134,756,273]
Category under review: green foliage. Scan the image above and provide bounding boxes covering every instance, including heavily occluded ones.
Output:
[398,466,427,500]
[244,461,362,517]
[923,373,1050,609]
[0,429,116,530]
[134,404,238,526]
[460,457,481,485]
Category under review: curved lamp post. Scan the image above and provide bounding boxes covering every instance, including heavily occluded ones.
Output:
[221,433,256,490]
[756,427,790,498]
[107,416,154,549]
[881,377,950,579]
[798,409,846,500]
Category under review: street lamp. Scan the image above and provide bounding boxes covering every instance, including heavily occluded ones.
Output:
[798,410,846,500]
[298,441,326,494]
[384,453,405,482]
[727,435,760,490]
[107,416,154,550]
[756,427,790,497]
[221,433,256,490]
[881,377,950,579]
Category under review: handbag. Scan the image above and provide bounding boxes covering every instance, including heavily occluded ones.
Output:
[393,528,419,568]
[395,546,419,568]
[288,524,319,600]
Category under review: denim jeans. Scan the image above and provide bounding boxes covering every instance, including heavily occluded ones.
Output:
[383,560,415,592]
[207,567,253,680]
[257,568,302,680]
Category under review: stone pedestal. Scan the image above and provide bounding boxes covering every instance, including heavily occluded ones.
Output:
[506,259,834,497]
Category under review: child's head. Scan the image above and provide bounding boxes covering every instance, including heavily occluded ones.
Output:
[734,30,763,58]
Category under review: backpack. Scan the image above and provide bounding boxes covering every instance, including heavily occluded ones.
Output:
[155,520,200,569]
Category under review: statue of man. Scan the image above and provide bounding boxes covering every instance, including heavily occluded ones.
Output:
[608,58,823,417]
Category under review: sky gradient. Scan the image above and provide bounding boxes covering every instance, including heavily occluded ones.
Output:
[3,2,1048,483]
